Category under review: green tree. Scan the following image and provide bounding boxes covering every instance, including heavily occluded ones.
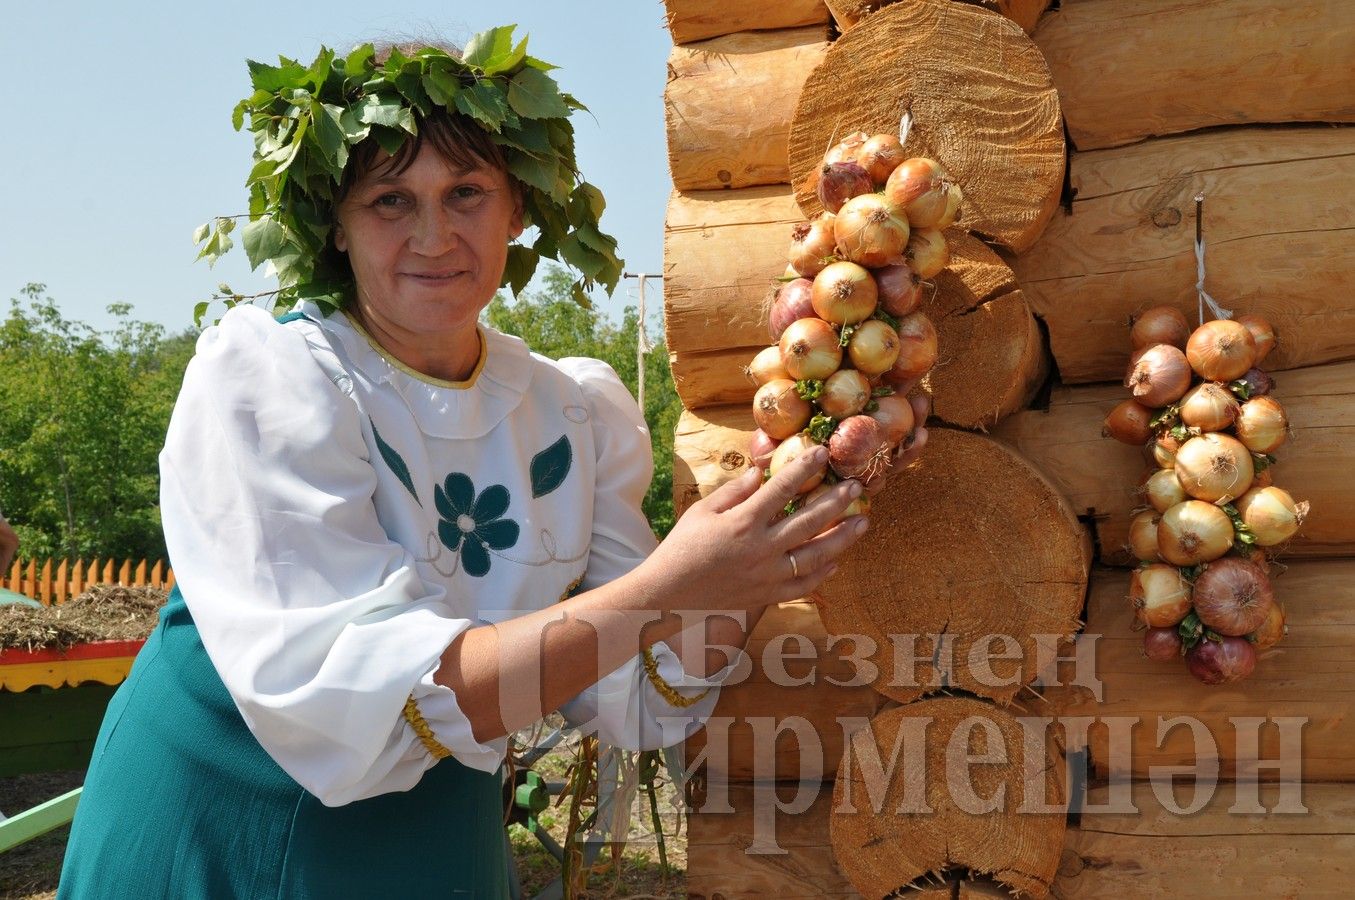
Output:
[0,284,195,562]
[484,268,683,536]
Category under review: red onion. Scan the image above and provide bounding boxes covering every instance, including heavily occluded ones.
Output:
[868,394,915,446]
[883,312,937,385]
[817,162,874,214]
[768,278,816,340]
[1143,627,1183,662]
[828,415,891,481]
[1193,557,1275,637]
[1236,367,1274,398]
[1185,635,1256,685]
[873,263,924,317]
[747,429,778,470]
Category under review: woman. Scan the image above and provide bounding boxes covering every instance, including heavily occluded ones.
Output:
[59,37,927,898]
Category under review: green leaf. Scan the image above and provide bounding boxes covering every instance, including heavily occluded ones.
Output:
[345,44,375,77]
[507,67,570,119]
[530,434,573,498]
[423,63,461,106]
[573,182,606,221]
[247,57,308,92]
[357,93,405,127]
[570,281,592,309]
[242,218,287,269]
[495,117,554,157]
[463,25,523,74]
[192,222,211,244]
[311,102,347,167]
[371,420,421,505]
[807,414,837,444]
[193,301,211,327]
[557,233,606,279]
[503,245,539,296]
[795,379,824,401]
[507,153,562,199]
[454,81,510,132]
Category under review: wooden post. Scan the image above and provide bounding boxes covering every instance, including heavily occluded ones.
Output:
[165,569,176,592]
[24,559,36,602]
[134,559,146,586]
[38,559,53,606]
[70,559,85,599]
[54,559,69,606]
[150,560,163,590]
[101,559,114,584]
[118,559,131,586]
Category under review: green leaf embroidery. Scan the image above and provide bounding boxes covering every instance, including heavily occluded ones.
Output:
[531,434,572,498]
[371,419,420,505]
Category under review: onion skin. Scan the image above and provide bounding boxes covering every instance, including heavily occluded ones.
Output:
[811,261,878,325]
[1144,627,1184,662]
[869,393,915,446]
[747,429,778,470]
[834,194,910,268]
[1126,344,1192,408]
[747,345,789,385]
[787,217,837,278]
[828,415,891,481]
[1131,306,1190,351]
[1157,500,1234,566]
[824,131,869,167]
[1187,319,1257,382]
[1235,314,1277,365]
[817,162,874,214]
[1152,432,1184,468]
[1128,509,1162,562]
[768,278,817,340]
[884,157,957,229]
[1194,557,1275,637]
[1103,399,1156,445]
[1251,602,1286,650]
[753,379,812,440]
[858,134,906,184]
[874,263,925,317]
[1144,468,1188,514]
[1235,396,1289,454]
[819,369,872,419]
[1186,635,1257,685]
[1234,485,1308,547]
[779,317,843,381]
[1174,432,1254,503]
[770,433,827,495]
[1131,564,1192,628]
[1179,382,1240,432]
[903,228,950,279]
[847,320,902,377]
[1237,367,1274,398]
[884,312,938,385]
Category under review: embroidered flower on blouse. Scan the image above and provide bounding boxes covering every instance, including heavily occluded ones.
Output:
[434,473,520,578]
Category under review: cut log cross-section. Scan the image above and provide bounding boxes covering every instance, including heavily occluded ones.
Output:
[663,0,830,44]
[787,0,1064,252]
[827,0,1051,35]
[665,28,828,191]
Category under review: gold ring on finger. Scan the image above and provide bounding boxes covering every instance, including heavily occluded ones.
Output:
[787,551,800,579]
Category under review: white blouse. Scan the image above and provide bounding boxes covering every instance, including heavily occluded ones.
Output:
[159,302,744,807]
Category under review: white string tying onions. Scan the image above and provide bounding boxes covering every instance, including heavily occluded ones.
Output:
[1193,193,1233,325]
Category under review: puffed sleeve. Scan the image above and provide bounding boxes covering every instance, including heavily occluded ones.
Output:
[552,358,748,749]
[159,306,504,807]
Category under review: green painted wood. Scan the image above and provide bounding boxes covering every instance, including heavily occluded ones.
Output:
[0,684,116,776]
[0,788,81,853]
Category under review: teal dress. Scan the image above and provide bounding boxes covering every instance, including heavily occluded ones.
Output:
[57,588,510,898]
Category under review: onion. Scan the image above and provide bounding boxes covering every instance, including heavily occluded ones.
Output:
[748,429,778,470]
[1235,544,1271,574]
[869,393,915,446]
[903,228,950,279]
[834,194,910,268]
[817,162,874,214]
[1236,367,1274,398]
[1178,382,1240,432]
[1251,603,1286,650]
[770,433,827,495]
[824,131,869,166]
[753,379,812,440]
[934,182,964,230]
[858,134,906,184]
[1193,557,1275,637]
[883,158,958,229]
[1152,432,1184,468]
[1235,396,1288,454]
[1186,319,1257,382]
[1234,485,1308,547]
[847,320,902,377]
[1186,635,1257,685]
[779,317,843,381]
[787,217,838,278]
[1126,344,1192,408]
[768,278,817,340]
[874,263,925,317]
[1102,399,1156,445]
[747,345,789,385]
[1143,627,1184,662]
[883,312,938,385]
[828,415,892,481]
[1157,500,1234,565]
[804,482,871,525]
[1128,509,1162,562]
[1235,314,1276,365]
[819,369,872,419]
[811,261,878,325]
[1252,465,1274,489]
[1131,564,1192,628]
[1130,306,1190,351]
[1174,433,1254,503]
[1144,468,1188,513]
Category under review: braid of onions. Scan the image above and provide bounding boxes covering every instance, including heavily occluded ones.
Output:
[748,131,959,518]
[1104,307,1306,684]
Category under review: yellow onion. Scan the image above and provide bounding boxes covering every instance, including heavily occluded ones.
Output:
[779,317,842,380]
[1126,344,1192,408]
[903,228,950,279]
[1251,602,1286,650]
[1186,319,1257,382]
[1174,433,1254,503]
[1235,396,1289,454]
[1144,468,1188,513]
[824,131,869,166]
[1131,564,1192,628]
[753,379,811,440]
[787,215,838,278]
[804,482,871,525]
[883,312,938,385]
[847,320,901,377]
[869,393,915,446]
[1235,314,1277,365]
[819,369,872,419]
[1152,432,1184,468]
[1193,557,1275,637]
[1157,500,1234,565]
[1103,399,1156,445]
[1234,485,1308,547]
[811,261,878,325]
[1128,509,1162,562]
[858,134,906,184]
[770,433,827,495]
[746,345,789,386]
[1130,306,1190,351]
[834,193,910,268]
[1179,382,1240,431]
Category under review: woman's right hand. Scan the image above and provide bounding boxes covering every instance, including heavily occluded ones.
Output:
[638,445,868,615]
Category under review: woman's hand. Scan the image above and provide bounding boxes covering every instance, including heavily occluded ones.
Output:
[637,444,869,615]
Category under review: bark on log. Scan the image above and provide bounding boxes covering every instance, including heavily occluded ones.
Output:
[684,600,886,782]
[665,28,828,191]
[787,0,1064,252]
[831,698,1067,900]
[1035,0,1355,151]
[990,360,1354,566]
[663,187,1049,426]
[664,0,830,45]
[1012,126,1355,385]
[1044,561,1355,782]
[828,0,1050,34]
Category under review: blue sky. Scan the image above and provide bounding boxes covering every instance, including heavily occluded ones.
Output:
[0,2,674,335]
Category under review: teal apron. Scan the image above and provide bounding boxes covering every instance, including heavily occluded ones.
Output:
[58,587,509,898]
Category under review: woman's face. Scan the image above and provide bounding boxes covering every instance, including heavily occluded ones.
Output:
[334,142,524,340]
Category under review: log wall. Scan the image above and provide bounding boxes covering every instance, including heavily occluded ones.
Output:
[664,0,830,44]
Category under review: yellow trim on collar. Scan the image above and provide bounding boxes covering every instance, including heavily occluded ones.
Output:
[343,311,488,390]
